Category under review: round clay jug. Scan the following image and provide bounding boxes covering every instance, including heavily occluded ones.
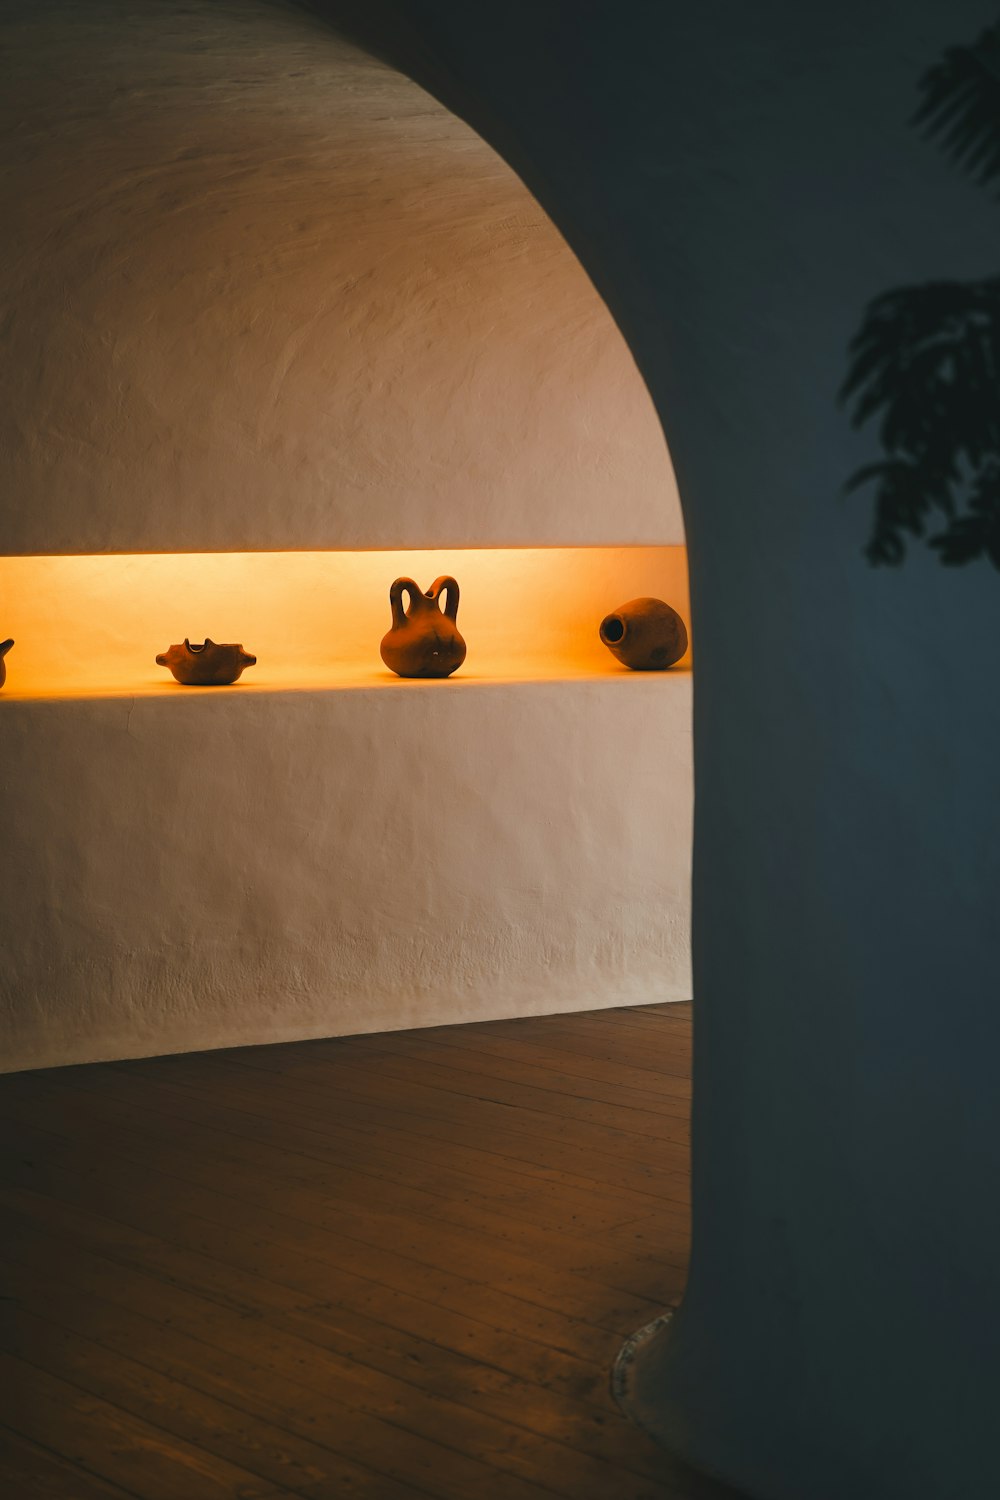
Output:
[380,576,466,679]
[0,638,13,691]
[599,598,688,670]
[155,639,257,685]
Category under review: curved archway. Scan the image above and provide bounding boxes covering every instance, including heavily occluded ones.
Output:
[303,3,1000,1498]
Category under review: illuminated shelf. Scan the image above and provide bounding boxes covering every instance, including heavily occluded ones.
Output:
[0,656,690,703]
[0,545,691,704]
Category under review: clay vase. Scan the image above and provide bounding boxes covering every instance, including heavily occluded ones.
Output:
[380,576,466,679]
[0,638,13,691]
[156,639,257,685]
[599,598,688,670]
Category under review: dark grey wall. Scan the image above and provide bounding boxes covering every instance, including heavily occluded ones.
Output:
[301,3,1000,1496]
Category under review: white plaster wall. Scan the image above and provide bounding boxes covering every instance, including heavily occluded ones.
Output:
[0,0,693,1070]
[0,0,681,552]
[0,678,693,1071]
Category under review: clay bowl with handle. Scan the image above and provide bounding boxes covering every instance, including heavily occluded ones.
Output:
[156,639,257,686]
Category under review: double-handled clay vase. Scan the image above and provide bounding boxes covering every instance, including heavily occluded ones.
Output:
[380,576,466,679]
[156,639,257,685]
[599,598,688,670]
[0,638,13,690]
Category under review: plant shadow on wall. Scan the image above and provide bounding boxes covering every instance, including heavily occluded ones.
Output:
[841,19,1000,569]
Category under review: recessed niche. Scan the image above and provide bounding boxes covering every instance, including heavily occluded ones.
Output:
[0,545,690,701]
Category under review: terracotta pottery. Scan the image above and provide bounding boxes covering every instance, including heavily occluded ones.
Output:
[156,639,257,685]
[599,598,688,670]
[380,576,466,679]
[0,638,12,691]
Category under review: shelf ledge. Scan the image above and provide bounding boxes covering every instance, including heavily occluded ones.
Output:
[0,659,692,703]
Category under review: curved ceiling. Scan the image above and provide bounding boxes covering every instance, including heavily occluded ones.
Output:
[0,0,681,551]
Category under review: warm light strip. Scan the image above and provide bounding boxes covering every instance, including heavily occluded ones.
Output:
[0,547,689,700]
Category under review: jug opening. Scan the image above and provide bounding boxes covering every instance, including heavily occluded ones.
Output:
[601,616,625,644]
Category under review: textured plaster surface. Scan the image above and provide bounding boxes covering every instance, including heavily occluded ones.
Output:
[0,678,693,1071]
[0,0,692,1066]
[0,0,680,553]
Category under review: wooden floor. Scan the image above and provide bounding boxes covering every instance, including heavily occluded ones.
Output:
[0,1002,739,1499]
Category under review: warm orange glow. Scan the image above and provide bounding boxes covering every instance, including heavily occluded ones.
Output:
[0,547,690,700]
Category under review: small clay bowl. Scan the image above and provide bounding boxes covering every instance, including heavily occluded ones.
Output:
[156,639,257,686]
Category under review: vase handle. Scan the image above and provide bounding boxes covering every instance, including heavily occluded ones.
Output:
[428,575,460,621]
[389,577,420,629]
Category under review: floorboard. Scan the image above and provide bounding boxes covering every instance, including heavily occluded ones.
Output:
[0,1002,741,1499]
